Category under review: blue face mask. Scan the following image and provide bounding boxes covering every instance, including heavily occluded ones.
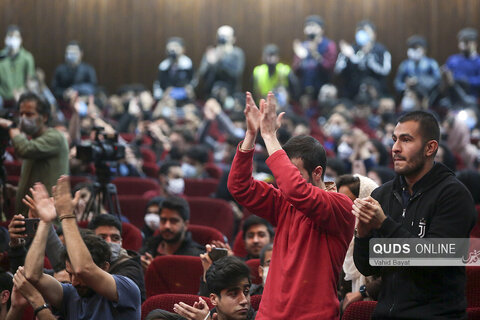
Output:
[355,30,370,47]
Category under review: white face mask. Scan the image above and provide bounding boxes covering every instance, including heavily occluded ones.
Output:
[262,266,269,286]
[144,213,160,230]
[5,36,21,52]
[108,242,122,262]
[337,141,353,160]
[407,48,424,61]
[166,178,185,195]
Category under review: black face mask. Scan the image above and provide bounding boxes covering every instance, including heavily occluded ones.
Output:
[306,33,316,40]
[217,36,227,45]
[168,50,177,59]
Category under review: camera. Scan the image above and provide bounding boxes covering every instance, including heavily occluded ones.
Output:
[76,127,126,163]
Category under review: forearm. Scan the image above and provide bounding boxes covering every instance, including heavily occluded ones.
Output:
[61,217,95,273]
[45,226,66,272]
[6,306,24,320]
[25,222,50,282]
[261,134,282,156]
[240,132,257,152]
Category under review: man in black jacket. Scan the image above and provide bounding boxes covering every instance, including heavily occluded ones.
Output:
[88,214,146,302]
[140,196,204,271]
[353,110,476,319]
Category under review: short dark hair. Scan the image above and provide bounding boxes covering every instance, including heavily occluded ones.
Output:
[326,157,346,177]
[259,243,273,267]
[242,215,274,240]
[17,92,51,122]
[263,44,279,56]
[167,37,185,47]
[206,256,251,296]
[336,174,360,198]
[458,28,478,42]
[397,110,440,144]
[67,40,81,50]
[159,160,181,176]
[304,15,324,28]
[145,196,165,213]
[0,271,13,310]
[6,25,20,35]
[357,19,376,31]
[161,196,190,221]
[185,145,209,164]
[63,233,111,266]
[407,35,427,49]
[283,135,327,179]
[88,214,122,234]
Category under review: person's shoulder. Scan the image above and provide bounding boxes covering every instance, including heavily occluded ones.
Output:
[112,274,139,290]
[178,55,193,69]
[20,48,34,60]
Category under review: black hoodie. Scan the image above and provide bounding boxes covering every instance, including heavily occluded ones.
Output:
[354,162,476,319]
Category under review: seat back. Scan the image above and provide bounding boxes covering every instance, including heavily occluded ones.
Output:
[188,224,225,246]
[250,295,262,311]
[141,294,213,320]
[184,178,219,197]
[112,177,160,196]
[233,230,247,258]
[145,255,203,297]
[118,195,151,228]
[186,196,234,240]
[246,259,262,285]
[467,266,480,307]
[342,301,377,320]
[121,222,143,251]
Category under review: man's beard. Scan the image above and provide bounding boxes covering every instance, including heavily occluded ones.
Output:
[161,228,184,244]
[394,146,426,177]
[75,285,95,298]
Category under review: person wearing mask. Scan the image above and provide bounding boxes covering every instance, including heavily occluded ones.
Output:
[394,35,441,97]
[292,15,337,100]
[153,37,194,102]
[88,214,146,302]
[335,20,391,98]
[51,41,97,100]
[140,196,204,272]
[253,44,298,106]
[0,25,35,105]
[196,25,245,97]
[0,92,69,215]
[445,27,480,98]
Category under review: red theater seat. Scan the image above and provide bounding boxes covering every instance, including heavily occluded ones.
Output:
[246,259,262,285]
[342,301,377,320]
[186,196,234,240]
[184,178,219,197]
[113,177,160,196]
[145,255,203,297]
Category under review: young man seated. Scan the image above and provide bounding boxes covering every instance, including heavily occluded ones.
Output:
[23,177,141,320]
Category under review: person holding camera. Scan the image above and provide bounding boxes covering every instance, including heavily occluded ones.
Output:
[0,92,69,216]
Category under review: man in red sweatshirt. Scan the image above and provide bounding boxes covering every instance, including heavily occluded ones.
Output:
[227,92,355,319]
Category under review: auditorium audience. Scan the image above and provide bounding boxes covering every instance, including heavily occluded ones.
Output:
[1,20,480,320]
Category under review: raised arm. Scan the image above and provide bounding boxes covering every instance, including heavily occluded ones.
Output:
[54,176,118,302]
[24,184,63,309]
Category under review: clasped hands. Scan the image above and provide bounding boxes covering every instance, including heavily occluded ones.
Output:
[351,196,387,238]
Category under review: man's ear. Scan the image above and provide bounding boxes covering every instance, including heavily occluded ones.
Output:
[210,293,218,306]
[258,265,264,278]
[185,220,190,228]
[313,166,324,181]
[0,289,10,305]
[425,140,438,158]
[102,261,110,272]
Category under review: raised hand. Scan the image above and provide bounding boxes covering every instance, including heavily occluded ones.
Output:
[351,196,386,237]
[260,92,284,139]
[53,176,74,217]
[31,183,56,223]
[244,92,260,135]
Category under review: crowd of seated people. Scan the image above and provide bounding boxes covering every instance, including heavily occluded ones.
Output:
[0,15,479,320]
